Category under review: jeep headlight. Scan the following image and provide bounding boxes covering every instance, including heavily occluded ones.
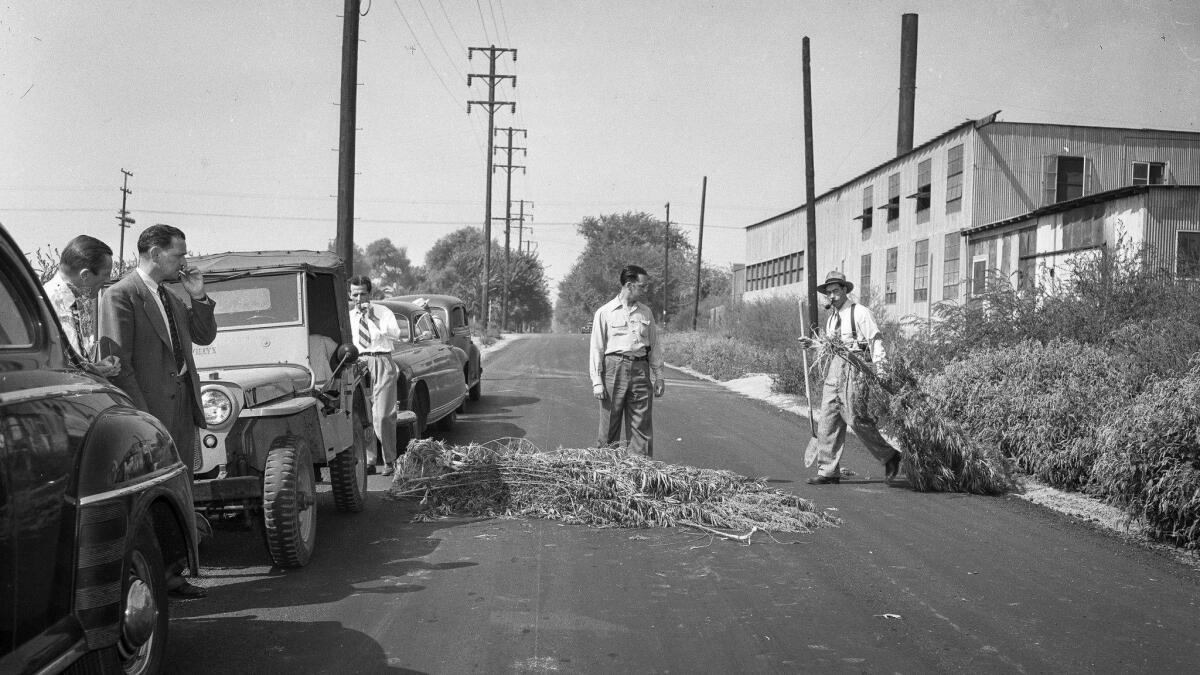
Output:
[201,389,233,426]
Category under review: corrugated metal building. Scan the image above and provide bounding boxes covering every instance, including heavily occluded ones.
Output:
[743,113,1200,320]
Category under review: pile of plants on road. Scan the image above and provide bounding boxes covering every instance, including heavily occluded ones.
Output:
[387,438,840,541]
[663,242,1200,548]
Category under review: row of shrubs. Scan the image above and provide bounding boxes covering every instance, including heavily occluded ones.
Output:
[662,243,1200,549]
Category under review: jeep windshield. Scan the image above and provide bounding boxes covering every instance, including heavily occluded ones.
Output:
[207,273,302,330]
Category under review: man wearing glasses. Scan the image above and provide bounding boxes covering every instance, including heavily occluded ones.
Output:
[588,264,665,456]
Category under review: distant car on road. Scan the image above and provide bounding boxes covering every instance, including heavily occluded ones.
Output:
[1,222,198,673]
[375,300,469,447]
[390,294,483,402]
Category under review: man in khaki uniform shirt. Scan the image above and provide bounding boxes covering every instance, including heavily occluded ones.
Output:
[588,264,665,456]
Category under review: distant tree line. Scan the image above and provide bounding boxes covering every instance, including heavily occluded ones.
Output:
[555,211,731,332]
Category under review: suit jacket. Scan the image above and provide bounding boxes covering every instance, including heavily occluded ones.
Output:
[98,272,218,429]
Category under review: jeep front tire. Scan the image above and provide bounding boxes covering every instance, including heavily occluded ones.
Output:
[262,437,317,567]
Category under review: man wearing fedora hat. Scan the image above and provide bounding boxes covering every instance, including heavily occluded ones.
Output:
[799,269,901,485]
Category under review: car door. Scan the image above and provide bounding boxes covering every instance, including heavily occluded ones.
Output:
[0,257,80,664]
[412,312,459,412]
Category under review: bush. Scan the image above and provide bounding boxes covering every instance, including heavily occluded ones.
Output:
[660,331,774,381]
[915,340,1136,490]
[1088,361,1200,548]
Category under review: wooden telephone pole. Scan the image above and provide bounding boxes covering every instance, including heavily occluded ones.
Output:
[467,46,517,333]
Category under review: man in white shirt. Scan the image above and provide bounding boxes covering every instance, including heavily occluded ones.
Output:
[43,234,120,377]
[588,264,665,456]
[349,275,404,475]
[800,270,901,485]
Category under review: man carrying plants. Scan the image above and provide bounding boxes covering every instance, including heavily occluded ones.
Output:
[799,270,902,485]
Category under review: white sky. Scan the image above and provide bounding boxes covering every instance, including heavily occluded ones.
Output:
[3,1,1198,293]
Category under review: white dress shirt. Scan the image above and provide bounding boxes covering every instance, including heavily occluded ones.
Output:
[350,303,403,353]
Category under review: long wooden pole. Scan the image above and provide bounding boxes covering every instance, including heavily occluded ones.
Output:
[692,176,707,330]
[802,37,819,331]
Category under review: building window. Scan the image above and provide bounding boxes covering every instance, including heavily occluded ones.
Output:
[911,158,932,224]
[885,246,898,304]
[885,173,900,231]
[946,144,963,213]
[860,253,872,302]
[1177,232,1200,278]
[855,185,873,231]
[1043,155,1086,205]
[1132,161,1166,186]
[943,232,960,300]
[913,239,929,302]
[1017,227,1037,291]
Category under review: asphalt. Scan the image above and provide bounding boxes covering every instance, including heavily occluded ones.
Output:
[165,333,1200,674]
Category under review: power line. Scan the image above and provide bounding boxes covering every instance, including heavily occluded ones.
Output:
[392,0,467,116]
[474,0,490,43]
[435,0,467,54]
[414,0,465,82]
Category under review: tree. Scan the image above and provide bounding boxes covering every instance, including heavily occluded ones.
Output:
[420,227,552,331]
[365,238,423,295]
[554,211,698,331]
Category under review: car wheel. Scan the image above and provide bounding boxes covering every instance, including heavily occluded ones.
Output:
[262,437,317,568]
[330,395,370,512]
[115,519,169,675]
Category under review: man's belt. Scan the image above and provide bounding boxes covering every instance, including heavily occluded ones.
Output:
[360,351,390,357]
[607,352,648,362]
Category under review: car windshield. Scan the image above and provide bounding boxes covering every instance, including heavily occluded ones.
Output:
[206,273,302,329]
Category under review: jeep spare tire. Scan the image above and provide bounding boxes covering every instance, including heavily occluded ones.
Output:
[263,437,317,567]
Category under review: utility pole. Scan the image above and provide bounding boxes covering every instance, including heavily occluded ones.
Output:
[802,36,820,331]
[663,202,670,325]
[692,177,707,330]
[336,0,362,277]
[493,126,526,331]
[116,169,134,269]
[467,45,517,334]
[515,199,533,251]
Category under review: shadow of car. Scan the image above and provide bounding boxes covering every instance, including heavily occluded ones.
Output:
[1,223,198,673]
[374,300,468,449]
[389,294,483,402]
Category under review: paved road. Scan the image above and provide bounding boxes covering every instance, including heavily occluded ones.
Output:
[167,333,1200,674]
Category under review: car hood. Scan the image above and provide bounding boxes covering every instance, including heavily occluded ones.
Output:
[197,364,312,407]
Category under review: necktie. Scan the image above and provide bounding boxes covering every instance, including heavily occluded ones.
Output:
[357,308,371,350]
[157,285,186,372]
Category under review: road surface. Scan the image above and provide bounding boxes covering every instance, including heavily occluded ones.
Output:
[167,333,1200,674]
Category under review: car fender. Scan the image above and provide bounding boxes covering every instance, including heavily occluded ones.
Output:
[73,408,199,648]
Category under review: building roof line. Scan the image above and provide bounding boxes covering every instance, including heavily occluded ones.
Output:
[746,111,1001,231]
[963,184,1200,236]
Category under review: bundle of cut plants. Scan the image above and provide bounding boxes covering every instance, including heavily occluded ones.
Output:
[806,332,1012,495]
[387,437,840,540]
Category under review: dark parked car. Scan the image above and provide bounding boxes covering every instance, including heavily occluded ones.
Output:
[0,223,198,673]
[390,294,483,401]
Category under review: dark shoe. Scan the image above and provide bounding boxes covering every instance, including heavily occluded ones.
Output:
[380,465,395,477]
[168,580,208,599]
[806,475,840,485]
[885,453,902,481]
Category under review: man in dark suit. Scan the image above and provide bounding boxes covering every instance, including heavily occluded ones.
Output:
[99,223,217,599]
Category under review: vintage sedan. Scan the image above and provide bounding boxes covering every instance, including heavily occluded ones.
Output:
[390,294,483,401]
[374,300,468,447]
[1,223,198,673]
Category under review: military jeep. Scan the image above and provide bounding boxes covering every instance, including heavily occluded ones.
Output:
[182,251,414,568]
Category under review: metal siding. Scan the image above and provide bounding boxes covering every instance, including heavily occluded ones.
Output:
[1146,187,1200,274]
[743,124,1200,323]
